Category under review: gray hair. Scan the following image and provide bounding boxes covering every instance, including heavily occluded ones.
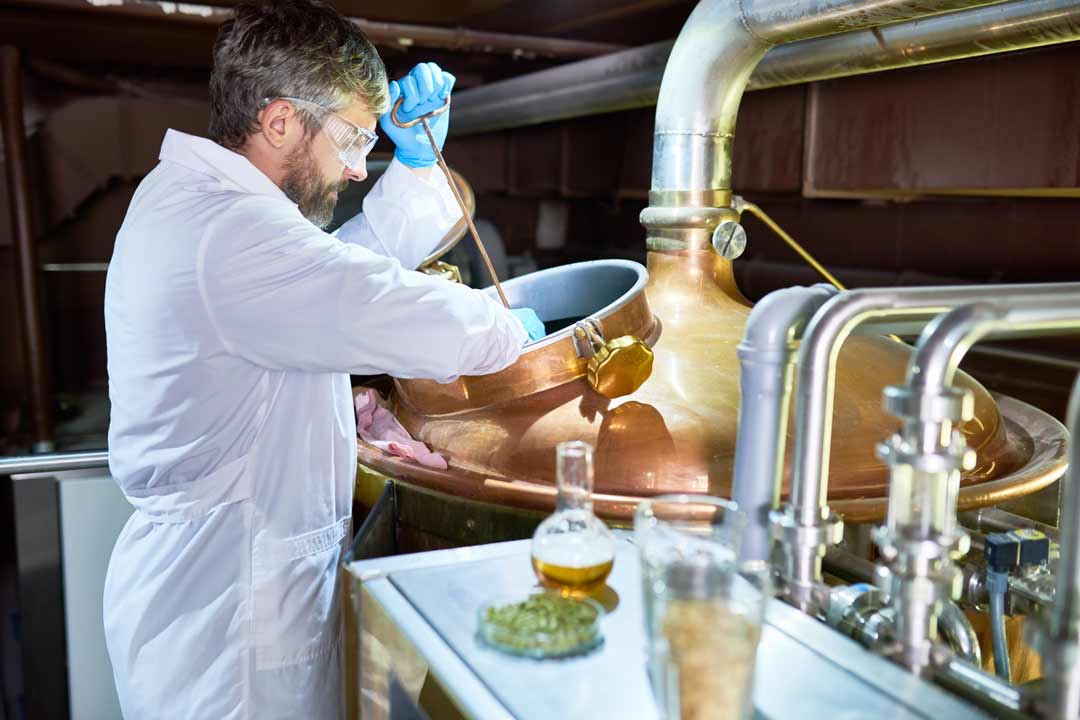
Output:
[209,0,388,151]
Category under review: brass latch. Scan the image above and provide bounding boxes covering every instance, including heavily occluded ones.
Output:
[572,319,654,399]
[419,260,463,284]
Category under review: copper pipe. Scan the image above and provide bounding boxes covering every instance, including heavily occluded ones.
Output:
[1,46,53,452]
[8,0,625,59]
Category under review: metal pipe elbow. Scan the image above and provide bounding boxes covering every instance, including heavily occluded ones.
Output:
[738,284,838,360]
[938,599,983,667]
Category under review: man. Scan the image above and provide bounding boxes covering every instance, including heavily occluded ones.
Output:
[102,1,528,717]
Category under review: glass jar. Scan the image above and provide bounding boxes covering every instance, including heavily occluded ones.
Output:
[530,441,616,597]
[635,494,769,720]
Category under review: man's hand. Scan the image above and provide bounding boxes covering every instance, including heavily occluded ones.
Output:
[511,308,546,343]
[379,62,456,170]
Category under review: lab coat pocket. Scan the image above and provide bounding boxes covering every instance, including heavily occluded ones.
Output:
[124,452,252,523]
[251,516,351,670]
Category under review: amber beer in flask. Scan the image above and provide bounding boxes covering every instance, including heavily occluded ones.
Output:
[530,441,616,596]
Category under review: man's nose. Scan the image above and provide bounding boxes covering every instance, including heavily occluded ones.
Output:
[343,163,367,182]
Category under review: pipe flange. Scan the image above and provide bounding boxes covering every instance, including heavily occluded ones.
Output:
[876,561,965,603]
[876,435,976,475]
[883,385,974,424]
[639,204,740,231]
[874,526,971,564]
[770,506,845,547]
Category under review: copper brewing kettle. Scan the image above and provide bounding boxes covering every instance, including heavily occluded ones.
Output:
[358,238,1066,523]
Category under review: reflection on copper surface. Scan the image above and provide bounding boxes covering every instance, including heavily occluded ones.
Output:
[360,250,1065,523]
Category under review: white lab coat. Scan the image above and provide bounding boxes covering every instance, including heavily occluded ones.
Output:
[102,130,525,719]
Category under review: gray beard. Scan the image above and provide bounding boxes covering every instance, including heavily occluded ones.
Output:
[281,141,344,229]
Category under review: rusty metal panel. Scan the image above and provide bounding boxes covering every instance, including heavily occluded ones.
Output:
[445,131,509,194]
[473,193,538,255]
[732,85,805,193]
[507,123,562,196]
[804,45,1080,197]
[740,198,904,271]
[735,194,1080,292]
[895,199,1010,281]
[1006,198,1080,281]
[561,114,624,197]
[617,107,653,195]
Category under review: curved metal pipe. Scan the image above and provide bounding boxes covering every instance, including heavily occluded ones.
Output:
[904,297,1080,426]
[640,0,1011,254]
[824,546,982,666]
[877,294,1080,674]
[738,0,1010,41]
[793,283,1080,528]
[733,284,838,562]
[647,0,763,197]
[778,282,1080,613]
[1041,374,1080,720]
[938,599,983,668]
[451,0,1080,137]
[648,0,1002,199]
[750,0,1080,89]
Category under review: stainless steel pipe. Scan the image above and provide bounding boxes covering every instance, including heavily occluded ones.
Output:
[777,282,1080,614]
[736,0,1010,42]
[751,0,1080,89]
[642,0,1012,254]
[0,450,109,475]
[823,546,982,666]
[647,0,1001,204]
[451,0,1080,137]
[876,292,1080,674]
[1041,373,1080,720]
[732,284,837,562]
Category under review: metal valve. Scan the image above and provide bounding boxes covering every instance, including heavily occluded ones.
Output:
[573,319,654,399]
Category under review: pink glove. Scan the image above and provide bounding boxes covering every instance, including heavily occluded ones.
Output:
[355,389,448,470]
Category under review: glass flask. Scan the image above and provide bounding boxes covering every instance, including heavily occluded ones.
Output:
[531,441,616,597]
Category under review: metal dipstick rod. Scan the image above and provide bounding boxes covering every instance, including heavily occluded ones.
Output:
[391,96,511,309]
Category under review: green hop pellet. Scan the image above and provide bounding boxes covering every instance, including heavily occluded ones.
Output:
[481,594,600,655]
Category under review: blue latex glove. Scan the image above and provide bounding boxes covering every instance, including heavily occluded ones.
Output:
[379,62,456,169]
[511,308,546,343]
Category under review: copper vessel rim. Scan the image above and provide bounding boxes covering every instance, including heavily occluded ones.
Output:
[483,258,651,351]
[357,395,1067,526]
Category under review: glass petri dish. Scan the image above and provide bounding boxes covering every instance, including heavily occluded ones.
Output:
[477,591,605,659]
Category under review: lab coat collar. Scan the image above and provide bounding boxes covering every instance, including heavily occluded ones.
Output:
[159,129,291,203]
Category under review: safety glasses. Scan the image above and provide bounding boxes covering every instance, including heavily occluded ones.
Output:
[267,96,378,172]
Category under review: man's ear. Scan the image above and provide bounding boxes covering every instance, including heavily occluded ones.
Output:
[258,99,294,150]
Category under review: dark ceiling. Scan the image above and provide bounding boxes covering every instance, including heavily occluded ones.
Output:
[0,0,696,80]
[176,0,697,43]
